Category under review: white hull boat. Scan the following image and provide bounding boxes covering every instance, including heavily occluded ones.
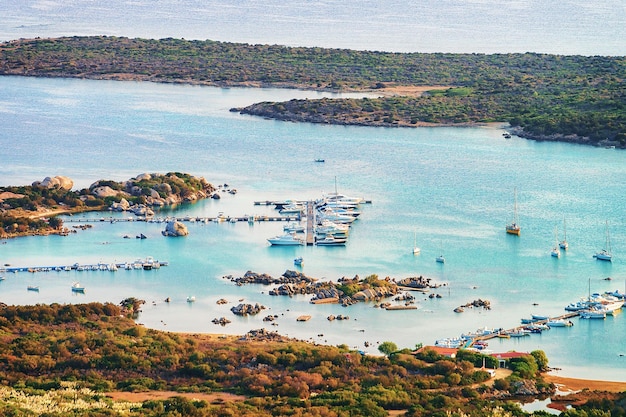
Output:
[268,234,305,246]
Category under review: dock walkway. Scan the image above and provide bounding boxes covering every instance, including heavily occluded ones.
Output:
[305,201,315,246]
[469,312,580,345]
[63,215,300,223]
[0,259,168,274]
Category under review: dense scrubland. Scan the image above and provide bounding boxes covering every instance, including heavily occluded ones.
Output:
[0,301,624,416]
[1,36,624,146]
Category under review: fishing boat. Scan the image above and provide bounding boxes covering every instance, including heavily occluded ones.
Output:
[593,220,612,261]
[71,282,85,293]
[27,285,39,292]
[506,188,521,235]
[559,218,569,250]
[294,256,304,266]
[550,226,560,258]
[412,231,420,255]
[186,296,196,303]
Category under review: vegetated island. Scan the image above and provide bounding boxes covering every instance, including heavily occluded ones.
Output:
[1,36,624,147]
[1,300,625,417]
[0,172,216,238]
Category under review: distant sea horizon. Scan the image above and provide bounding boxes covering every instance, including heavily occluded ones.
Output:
[1,0,624,56]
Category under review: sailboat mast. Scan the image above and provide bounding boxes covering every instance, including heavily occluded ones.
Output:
[605,220,612,253]
[514,188,518,224]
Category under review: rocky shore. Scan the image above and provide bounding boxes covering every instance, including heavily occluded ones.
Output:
[0,172,218,239]
[508,127,623,149]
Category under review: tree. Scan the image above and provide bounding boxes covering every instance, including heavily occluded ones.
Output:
[48,216,63,229]
[378,341,398,357]
[531,350,549,371]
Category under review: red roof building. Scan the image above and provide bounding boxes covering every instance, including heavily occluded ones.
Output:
[413,346,458,358]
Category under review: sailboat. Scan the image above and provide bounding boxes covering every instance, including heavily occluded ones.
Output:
[559,218,569,250]
[412,231,420,255]
[550,226,560,258]
[506,188,520,235]
[435,241,445,263]
[593,221,612,261]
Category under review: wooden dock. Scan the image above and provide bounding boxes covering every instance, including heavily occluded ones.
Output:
[63,215,300,223]
[305,201,315,246]
[469,312,580,346]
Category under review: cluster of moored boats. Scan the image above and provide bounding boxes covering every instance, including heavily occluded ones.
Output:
[266,191,365,247]
[434,291,626,349]
[563,290,625,319]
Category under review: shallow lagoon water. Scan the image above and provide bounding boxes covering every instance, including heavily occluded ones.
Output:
[1,76,626,382]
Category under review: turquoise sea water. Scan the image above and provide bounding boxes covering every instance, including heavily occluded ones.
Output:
[1,76,626,381]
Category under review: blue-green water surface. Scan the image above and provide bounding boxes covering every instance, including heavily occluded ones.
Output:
[1,76,626,381]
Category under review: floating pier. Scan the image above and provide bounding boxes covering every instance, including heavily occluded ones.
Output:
[0,258,168,274]
[63,215,300,223]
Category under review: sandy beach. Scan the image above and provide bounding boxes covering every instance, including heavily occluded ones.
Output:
[543,374,626,393]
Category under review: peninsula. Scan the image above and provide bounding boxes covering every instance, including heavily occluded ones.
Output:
[1,36,624,147]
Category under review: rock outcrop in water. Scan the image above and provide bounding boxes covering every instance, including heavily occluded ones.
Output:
[161,221,189,237]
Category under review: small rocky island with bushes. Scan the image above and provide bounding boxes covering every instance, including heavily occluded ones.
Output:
[0,172,216,238]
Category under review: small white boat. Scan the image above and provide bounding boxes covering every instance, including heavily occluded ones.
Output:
[267,234,305,246]
[580,309,606,319]
[531,314,549,321]
[71,282,85,293]
[508,329,530,337]
[283,223,305,233]
[187,296,196,303]
[547,319,574,327]
[316,235,347,246]
[294,256,304,266]
[279,203,305,214]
